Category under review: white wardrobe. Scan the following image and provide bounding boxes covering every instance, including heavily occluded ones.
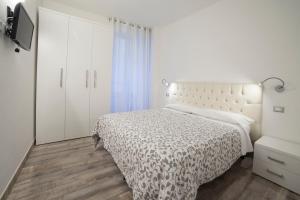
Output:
[36,8,113,144]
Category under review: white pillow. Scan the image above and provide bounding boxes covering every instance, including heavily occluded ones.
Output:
[165,104,255,133]
[165,104,194,114]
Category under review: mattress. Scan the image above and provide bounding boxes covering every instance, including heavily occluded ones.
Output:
[93,108,247,200]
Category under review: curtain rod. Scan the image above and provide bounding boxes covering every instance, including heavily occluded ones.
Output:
[108,17,151,30]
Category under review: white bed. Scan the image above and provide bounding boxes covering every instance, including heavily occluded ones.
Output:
[93,82,262,200]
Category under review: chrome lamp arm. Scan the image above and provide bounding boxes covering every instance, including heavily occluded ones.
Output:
[259,77,285,93]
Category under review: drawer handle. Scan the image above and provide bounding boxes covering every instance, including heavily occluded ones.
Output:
[267,156,285,165]
[266,169,284,179]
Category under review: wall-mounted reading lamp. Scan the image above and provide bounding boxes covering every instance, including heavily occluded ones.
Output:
[161,79,170,87]
[259,77,285,93]
[162,79,171,97]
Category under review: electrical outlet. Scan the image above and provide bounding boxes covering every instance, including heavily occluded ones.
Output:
[273,106,285,113]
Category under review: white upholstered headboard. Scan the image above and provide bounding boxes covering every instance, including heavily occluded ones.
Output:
[166,82,263,141]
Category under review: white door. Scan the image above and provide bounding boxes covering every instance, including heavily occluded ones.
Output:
[65,17,93,139]
[36,8,69,144]
[90,24,113,132]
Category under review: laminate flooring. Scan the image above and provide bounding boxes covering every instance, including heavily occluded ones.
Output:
[5,137,300,200]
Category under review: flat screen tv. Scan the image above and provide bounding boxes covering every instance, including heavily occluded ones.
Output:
[10,3,34,51]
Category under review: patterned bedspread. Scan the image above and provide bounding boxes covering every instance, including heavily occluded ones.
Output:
[93,109,242,200]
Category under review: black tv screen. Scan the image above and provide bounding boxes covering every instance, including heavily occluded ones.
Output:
[11,3,34,51]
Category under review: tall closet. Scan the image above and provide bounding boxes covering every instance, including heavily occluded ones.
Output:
[36,8,113,144]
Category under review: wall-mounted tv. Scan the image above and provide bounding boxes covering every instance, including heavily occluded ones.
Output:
[9,3,34,51]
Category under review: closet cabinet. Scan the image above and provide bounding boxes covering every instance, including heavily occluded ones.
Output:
[36,9,69,144]
[90,24,113,131]
[65,18,93,140]
[36,8,112,145]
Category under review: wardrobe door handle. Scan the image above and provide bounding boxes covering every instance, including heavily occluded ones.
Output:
[94,70,97,88]
[60,68,63,88]
[86,70,89,88]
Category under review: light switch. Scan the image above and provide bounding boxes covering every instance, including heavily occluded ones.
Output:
[273,106,285,113]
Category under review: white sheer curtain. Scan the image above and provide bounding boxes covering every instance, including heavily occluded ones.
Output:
[111,19,151,112]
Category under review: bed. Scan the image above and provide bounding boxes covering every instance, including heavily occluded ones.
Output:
[92,82,262,200]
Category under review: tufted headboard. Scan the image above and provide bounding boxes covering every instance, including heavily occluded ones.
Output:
[166,82,263,141]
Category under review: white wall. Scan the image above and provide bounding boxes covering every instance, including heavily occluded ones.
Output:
[0,0,40,197]
[152,0,300,143]
[41,0,108,24]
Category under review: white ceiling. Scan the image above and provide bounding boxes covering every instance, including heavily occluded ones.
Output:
[49,0,221,27]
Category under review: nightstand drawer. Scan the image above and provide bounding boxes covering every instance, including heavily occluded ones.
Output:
[253,159,300,194]
[254,144,300,175]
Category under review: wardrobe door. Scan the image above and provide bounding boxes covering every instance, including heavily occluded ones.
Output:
[90,24,113,131]
[65,17,93,139]
[36,8,69,145]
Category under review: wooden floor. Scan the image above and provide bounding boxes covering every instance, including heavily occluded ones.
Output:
[5,137,300,200]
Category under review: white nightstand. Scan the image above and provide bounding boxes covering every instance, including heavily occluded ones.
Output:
[253,136,300,194]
